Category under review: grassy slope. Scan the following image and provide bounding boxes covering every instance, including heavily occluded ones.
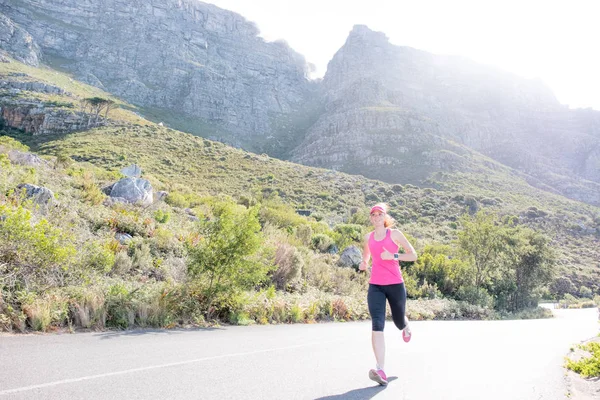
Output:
[1,58,599,290]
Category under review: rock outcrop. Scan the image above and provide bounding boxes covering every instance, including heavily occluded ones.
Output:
[109,177,153,206]
[0,13,40,66]
[0,74,108,135]
[338,246,362,269]
[7,150,44,166]
[0,102,105,135]
[0,0,313,150]
[15,183,54,208]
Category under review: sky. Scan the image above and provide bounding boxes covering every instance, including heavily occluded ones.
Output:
[206,0,599,110]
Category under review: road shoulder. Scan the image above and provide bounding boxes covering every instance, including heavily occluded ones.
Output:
[565,335,600,399]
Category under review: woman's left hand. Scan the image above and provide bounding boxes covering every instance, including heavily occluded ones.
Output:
[380,247,394,260]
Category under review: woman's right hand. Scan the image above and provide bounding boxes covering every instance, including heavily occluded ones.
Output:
[359,261,367,271]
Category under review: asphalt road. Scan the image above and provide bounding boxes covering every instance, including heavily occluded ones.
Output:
[0,307,597,400]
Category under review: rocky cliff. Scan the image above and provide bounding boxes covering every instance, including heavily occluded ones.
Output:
[0,73,109,135]
[291,25,600,205]
[0,12,40,66]
[1,2,599,206]
[0,0,312,150]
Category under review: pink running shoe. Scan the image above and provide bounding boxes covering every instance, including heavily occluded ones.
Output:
[402,326,412,343]
[368,368,388,386]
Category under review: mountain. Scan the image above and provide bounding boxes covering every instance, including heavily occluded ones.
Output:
[0,0,315,152]
[0,2,599,208]
[291,25,600,206]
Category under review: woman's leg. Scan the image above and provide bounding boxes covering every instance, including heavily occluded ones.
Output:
[386,283,408,331]
[367,284,387,369]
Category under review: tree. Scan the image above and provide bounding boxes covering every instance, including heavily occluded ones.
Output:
[457,211,504,292]
[187,202,268,320]
[550,276,577,298]
[410,244,472,297]
[497,226,556,311]
[79,97,117,125]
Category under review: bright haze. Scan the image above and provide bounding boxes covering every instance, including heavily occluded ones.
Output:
[207,0,599,110]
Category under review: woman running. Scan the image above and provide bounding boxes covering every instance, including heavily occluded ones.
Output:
[359,203,417,386]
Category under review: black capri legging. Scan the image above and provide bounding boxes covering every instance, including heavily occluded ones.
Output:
[368,283,407,332]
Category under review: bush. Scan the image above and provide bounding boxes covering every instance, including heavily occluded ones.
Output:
[551,276,577,297]
[406,298,494,321]
[112,251,133,276]
[165,192,189,208]
[131,242,153,274]
[22,293,69,332]
[67,287,106,329]
[0,136,29,151]
[566,342,600,378]
[410,246,472,298]
[311,233,335,253]
[0,205,76,291]
[333,223,364,250]
[456,286,494,309]
[579,286,593,299]
[272,244,304,291]
[153,210,171,224]
[187,202,270,319]
[106,208,152,237]
[80,170,105,205]
[84,241,116,273]
[259,200,307,229]
[105,283,135,329]
[464,196,479,214]
[559,293,580,308]
[295,224,313,246]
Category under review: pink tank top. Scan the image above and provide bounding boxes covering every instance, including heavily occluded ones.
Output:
[368,229,404,285]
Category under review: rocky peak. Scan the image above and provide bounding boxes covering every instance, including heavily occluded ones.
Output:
[292,25,600,206]
[345,24,389,47]
[323,25,395,93]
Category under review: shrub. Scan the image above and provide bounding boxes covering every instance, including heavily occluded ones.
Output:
[311,233,335,253]
[331,298,350,320]
[112,251,133,276]
[187,202,269,320]
[558,293,582,309]
[272,244,304,291]
[333,223,364,250]
[105,283,135,329]
[295,224,313,246]
[153,210,171,224]
[107,208,151,237]
[551,276,577,297]
[0,205,76,290]
[67,287,106,329]
[0,136,29,151]
[131,242,154,275]
[80,170,105,205]
[579,286,593,299]
[165,192,189,208]
[290,303,303,323]
[259,200,307,229]
[565,342,600,378]
[22,293,70,332]
[464,196,479,214]
[456,286,494,309]
[84,241,116,273]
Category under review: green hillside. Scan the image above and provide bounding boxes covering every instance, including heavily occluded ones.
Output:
[1,57,598,332]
